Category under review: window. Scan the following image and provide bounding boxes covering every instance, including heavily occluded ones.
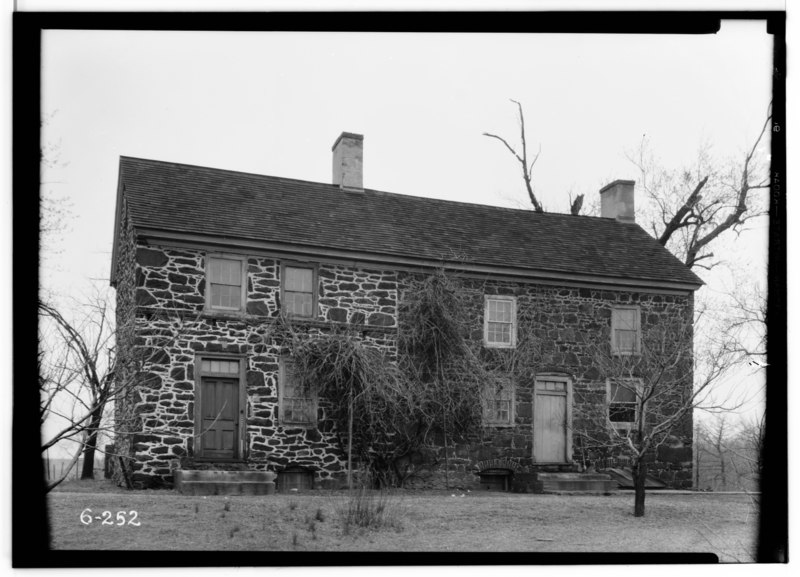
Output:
[280,360,316,426]
[608,380,641,430]
[207,256,246,312]
[483,381,514,426]
[611,306,640,354]
[484,296,516,348]
[282,264,316,317]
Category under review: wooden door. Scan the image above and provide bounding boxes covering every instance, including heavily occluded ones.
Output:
[199,377,239,459]
[534,379,568,463]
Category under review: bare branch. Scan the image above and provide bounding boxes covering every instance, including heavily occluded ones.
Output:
[483,99,544,212]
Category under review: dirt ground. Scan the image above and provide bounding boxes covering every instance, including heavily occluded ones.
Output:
[47,480,758,561]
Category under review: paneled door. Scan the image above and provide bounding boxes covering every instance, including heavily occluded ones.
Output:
[199,377,239,459]
[533,379,569,463]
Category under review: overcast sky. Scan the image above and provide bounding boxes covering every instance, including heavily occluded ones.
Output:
[37,22,773,454]
[40,22,772,288]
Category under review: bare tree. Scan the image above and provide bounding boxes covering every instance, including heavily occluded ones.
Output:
[727,280,767,361]
[730,414,765,488]
[484,99,545,213]
[628,103,772,270]
[39,295,115,489]
[39,292,212,491]
[40,110,73,268]
[574,312,740,517]
[695,415,736,490]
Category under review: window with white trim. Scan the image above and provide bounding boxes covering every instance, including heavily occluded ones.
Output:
[484,296,516,348]
[611,306,640,355]
[607,379,641,430]
[483,380,514,426]
[280,359,317,426]
[207,256,246,312]
[282,264,316,317]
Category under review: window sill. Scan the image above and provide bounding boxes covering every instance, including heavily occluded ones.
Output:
[484,342,516,349]
[203,309,250,320]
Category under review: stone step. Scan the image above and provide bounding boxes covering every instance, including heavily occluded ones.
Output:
[602,468,666,489]
[537,472,617,493]
[537,472,612,481]
[176,470,277,483]
[174,470,277,496]
[177,480,276,496]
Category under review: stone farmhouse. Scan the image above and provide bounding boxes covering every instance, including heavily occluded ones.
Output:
[109,132,703,491]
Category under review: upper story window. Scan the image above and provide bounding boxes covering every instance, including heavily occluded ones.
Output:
[279,359,317,426]
[611,306,640,355]
[607,379,641,430]
[206,255,246,312]
[484,295,516,348]
[282,263,317,317]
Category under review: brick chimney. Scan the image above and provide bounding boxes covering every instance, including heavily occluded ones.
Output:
[600,180,635,223]
[332,132,363,190]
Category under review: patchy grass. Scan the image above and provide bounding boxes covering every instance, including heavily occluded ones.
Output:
[333,484,404,535]
[47,486,758,560]
[51,478,128,494]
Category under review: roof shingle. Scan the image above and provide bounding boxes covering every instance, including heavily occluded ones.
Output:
[118,156,702,288]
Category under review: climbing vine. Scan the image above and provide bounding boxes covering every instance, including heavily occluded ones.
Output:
[270,269,543,487]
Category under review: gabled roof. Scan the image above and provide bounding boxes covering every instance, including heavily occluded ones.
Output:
[112,156,703,290]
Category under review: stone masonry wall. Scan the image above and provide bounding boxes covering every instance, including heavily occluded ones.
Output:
[119,244,399,488]
[394,274,695,490]
[115,240,694,489]
[110,198,140,487]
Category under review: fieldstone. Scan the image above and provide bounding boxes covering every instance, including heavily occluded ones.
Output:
[135,289,158,307]
[367,312,394,327]
[247,301,270,316]
[244,372,264,390]
[141,372,163,390]
[327,308,348,323]
[145,279,170,290]
[137,248,168,267]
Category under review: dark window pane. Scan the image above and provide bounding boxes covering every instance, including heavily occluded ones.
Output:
[609,403,636,423]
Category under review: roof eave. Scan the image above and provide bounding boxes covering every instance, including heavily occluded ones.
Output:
[133,227,704,294]
[109,162,126,288]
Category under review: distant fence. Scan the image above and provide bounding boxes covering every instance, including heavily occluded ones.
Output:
[43,457,105,482]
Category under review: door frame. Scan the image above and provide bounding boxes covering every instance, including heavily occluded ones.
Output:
[532,373,573,463]
[193,352,247,461]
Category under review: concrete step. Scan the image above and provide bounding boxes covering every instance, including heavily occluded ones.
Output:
[175,470,277,496]
[537,472,617,493]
